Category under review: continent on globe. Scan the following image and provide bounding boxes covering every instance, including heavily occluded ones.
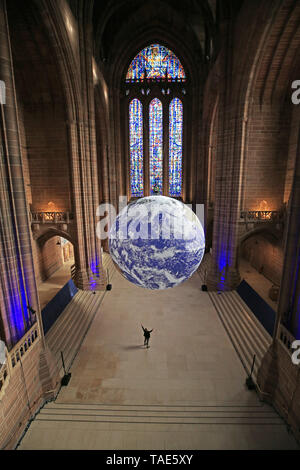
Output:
[109,196,205,290]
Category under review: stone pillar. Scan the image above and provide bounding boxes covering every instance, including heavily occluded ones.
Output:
[0,0,43,348]
[68,119,107,291]
[274,131,300,339]
[206,27,243,291]
[257,116,300,446]
[68,3,107,291]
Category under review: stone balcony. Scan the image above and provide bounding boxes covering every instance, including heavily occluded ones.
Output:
[30,212,74,240]
[30,212,73,225]
[240,210,283,223]
[238,210,285,238]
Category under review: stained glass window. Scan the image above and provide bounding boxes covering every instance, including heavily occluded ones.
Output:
[126,44,186,82]
[169,98,183,197]
[149,98,163,195]
[129,99,144,197]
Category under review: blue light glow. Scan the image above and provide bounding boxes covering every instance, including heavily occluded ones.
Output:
[90,258,101,291]
[217,244,230,291]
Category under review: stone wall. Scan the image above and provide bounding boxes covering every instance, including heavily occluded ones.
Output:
[243,104,290,211]
[21,109,71,213]
[257,340,300,445]
[0,339,60,450]
[241,232,284,286]
[35,238,65,284]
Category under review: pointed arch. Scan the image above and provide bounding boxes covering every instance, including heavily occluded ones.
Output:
[126,44,186,82]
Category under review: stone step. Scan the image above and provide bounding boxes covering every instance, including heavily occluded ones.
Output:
[219,292,269,359]
[46,290,86,348]
[231,291,272,344]
[59,293,105,372]
[36,401,282,426]
[209,292,258,369]
[46,254,115,352]
[47,291,97,355]
[46,291,105,374]
[46,291,84,344]
[35,416,283,426]
[52,293,105,373]
[209,291,270,380]
[44,402,272,412]
[44,256,117,376]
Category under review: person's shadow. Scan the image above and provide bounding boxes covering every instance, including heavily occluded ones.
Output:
[122,345,144,351]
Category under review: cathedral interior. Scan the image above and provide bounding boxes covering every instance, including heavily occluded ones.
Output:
[0,0,300,451]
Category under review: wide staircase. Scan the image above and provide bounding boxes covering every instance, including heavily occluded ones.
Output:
[17,253,298,450]
[197,254,272,382]
[46,290,106,375]
[35,401,284,426]
[46,253,116,375]
[209,290,272,381]
[18,400,296,450]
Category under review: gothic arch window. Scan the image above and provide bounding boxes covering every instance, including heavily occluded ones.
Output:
[169,98,183,197]
[129,99,144,197]
[125,44,187,199]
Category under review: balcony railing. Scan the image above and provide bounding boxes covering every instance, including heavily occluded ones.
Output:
[125,77,186,84]
[0,323,39,399]
[30,212,72,224]
[240,211,282,222]
[278,324,296,353]
[0,362,8,394]
[9,324,39,369]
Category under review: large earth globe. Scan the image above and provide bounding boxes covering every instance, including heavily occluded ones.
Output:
[109,196,205,290]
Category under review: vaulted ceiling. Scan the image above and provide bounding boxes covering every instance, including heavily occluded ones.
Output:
[91,0,238,66]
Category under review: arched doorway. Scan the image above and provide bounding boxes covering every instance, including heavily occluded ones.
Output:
[238,228,284,310]
[36,231,76,311]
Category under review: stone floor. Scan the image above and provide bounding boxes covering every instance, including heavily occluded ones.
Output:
[239,258,278,311]
[57,270,254,406]
[18,265,299,450]
[38,259,75,310]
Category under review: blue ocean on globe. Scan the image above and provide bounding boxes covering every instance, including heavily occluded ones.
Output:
[109,196,205,290]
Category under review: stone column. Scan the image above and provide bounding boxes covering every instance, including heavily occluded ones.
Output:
[206,27,243,291]
[69,3,106,291]
[0,0,44,349]
[274,132,300,339]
